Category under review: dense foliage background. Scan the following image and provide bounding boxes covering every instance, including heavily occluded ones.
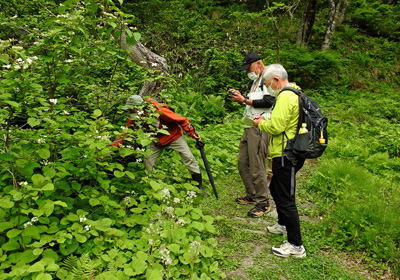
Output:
[1,0,399,279]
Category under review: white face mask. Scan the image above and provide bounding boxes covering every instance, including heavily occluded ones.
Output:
[247,71,259,81]
[247,64,260,81]
[267,80,279,96]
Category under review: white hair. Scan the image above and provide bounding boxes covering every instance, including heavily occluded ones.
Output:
[262,64,288,81]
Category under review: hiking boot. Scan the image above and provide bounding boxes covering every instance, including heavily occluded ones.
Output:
[271,241,306,258]
[236,196,256,205]
[267,223,287,235]
[247,203,271,218]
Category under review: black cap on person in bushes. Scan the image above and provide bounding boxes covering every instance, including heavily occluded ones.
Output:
[240,52,261,71]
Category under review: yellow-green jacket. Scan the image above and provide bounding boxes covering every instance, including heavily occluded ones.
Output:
[258,83,301,159]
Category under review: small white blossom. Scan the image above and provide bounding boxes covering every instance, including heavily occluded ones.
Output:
[189,241,202,255]
[136,158,142,163]
[49,99,57,105]
[151,63,158,67]
[159,244,172,266]
[173,198,180,204]
[17,58,23,62]
[19,181,28,186]
[64,59,73,63]
[2,64,11,69]
[31,216,39,222]
[63,110,70,115]
[148,239,154,245]
[161,188,171,200]
[24,221,32,228]
[32,56,38,60]
[26,58,33,64]
[79,215,87,223]
[123,196,131,205]
[176,219,185,226]
[12,14,18,18]
[84,225,91,231]
[166,206,174,217]
[37,138,46,144]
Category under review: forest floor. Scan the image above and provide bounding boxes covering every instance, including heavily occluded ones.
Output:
[200,160,397,280]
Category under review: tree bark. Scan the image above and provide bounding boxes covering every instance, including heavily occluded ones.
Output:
[114,30,169,97]
[296,0,317,48]
[321,0,349,51]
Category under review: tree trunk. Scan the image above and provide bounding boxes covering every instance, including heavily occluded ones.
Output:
[321,0,349,51]
[296,0,317,48]
[114,30,169,97]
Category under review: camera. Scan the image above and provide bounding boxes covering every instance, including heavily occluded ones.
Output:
[228,90,236,95]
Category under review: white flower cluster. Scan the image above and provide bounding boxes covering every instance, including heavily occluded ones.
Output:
[176,219,185,226]
[2,56,38,70]
[19,181,28,186]
[84,225,91,231]
[159,244,172,266]
[165,206,175,218]
[49,99,57,105]
[189,241,202,255]
[79,215,87,223]
[37,138,46,144]
[186,190,197,204]
[161,188,171,200]
[24,216,39,228]
[173,197,180,204]
[40,160,54,166]
[123,196,131,206]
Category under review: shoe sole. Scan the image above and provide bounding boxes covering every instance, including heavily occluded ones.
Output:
[247,208,271,218]
[267,228,286,235]
[271,248,307,258]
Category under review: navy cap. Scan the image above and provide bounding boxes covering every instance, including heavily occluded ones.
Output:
[240,52,261,71]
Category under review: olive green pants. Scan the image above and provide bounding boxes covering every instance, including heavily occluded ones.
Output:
[145,136,200,174]
[238,127,271,206]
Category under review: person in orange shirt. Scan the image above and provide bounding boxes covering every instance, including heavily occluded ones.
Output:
[112,95,205,194]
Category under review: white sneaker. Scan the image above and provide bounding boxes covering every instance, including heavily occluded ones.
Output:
[271,241,306,258]
[267,223,286,235]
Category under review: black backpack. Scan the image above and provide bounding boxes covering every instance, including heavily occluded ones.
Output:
[282,87,328,165]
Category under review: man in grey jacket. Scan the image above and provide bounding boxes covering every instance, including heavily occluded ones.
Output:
[229,52,276,218]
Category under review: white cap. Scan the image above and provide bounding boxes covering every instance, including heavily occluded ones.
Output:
[122,95,143,110]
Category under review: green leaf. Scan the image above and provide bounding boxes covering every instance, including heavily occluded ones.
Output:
[89,198,100,206]
[149,180,162,191]
[191,221,204,231]
[43,166,56,178]
[0,153,15,162]
[30,83,43,92]
[114,170,125,178]
[145,268,162,280]
[93,109,102,118]
[59,239,79,255]
[38,148,50,159]
[125,171,135,179]
[57,74,68,84]
[132,257,147,275]
[2,241,20,251]
[167,244,180,253]
[28,261,45,272]
[0,222,14,231]
[27,117,41,128]
[43,201,54,216]
[0,197,14,209]
[33,248,44,255]
[4,100,20,108]
[133,32,141,42]
[41,183,54,191]
[6,229,22,238]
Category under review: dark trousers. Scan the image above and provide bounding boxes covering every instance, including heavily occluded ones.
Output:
[270,156,305,246]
